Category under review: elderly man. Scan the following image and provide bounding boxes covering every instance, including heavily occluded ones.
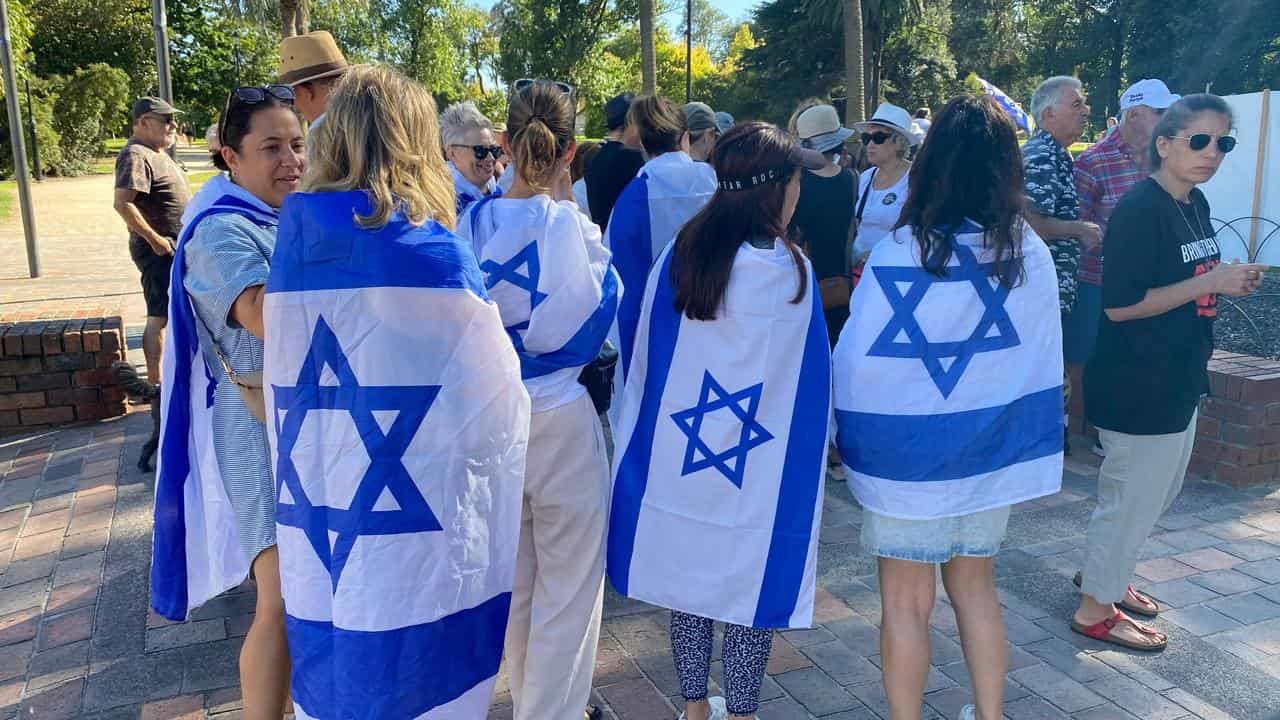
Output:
[278,30,349,125]
[1070,79,1179,453]
[1022,75,1100,453]
[440,101,502,215]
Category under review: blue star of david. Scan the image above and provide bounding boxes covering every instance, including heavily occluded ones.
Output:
[868,243,1020,398]
[480,241,548,312]
[670,371,774,488]
[272,316,443,591]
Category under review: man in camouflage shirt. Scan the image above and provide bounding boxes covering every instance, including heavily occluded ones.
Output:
[1022,76,1101,452]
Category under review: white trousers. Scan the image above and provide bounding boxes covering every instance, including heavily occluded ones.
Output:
[505,392,610,720]
[1081,410,1197,604]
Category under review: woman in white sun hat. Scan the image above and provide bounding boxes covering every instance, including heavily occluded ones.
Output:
[851,102,920,285]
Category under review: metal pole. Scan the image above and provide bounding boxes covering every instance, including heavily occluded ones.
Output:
[685,0,692,103]
[23,77,39,181]
[152,0,174,103]
[0,0,39,278]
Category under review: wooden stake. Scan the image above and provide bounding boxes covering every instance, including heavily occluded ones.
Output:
[1249,88,1270,262]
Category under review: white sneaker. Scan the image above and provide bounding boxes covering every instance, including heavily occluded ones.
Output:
[958,705,976,720]
[677,696,727,720]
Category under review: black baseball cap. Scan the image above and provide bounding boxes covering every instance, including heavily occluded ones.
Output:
[605,92,636,131]
[130,97,183,122]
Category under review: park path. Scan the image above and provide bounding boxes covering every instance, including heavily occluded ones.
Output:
[0,414,1274,718]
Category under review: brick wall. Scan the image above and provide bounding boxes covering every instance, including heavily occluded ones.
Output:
[0,317,129,435]
[1190,352,1280,488]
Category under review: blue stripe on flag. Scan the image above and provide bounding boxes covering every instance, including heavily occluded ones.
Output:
[609,176,652,382]
[267,191,487,297]
[288,592,510,718]
[608,249,680,596]
[520,265,620,379]
[836,385,1063,483]
[753,273,830,628]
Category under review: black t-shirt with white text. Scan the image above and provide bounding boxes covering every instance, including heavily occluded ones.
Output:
[1084,178,1219,435]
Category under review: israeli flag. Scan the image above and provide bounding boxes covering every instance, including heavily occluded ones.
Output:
[449,161,502,216]
[605,151,716,381]
[458,194,619,405]
[977,77,1033,133]
[152,175,276,620]
[833,222,1063,520]
[263,190,530,719]
[609,242,831,629]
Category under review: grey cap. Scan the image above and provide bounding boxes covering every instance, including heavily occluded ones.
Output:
[130,96,182,122]
[714,111,735,134]
[683,102,718,133]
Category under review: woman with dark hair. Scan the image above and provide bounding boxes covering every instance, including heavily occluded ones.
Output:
[608,122,831,720]
[458,79,618,720]
[833,95,1066,720]
[1074,94,1263,651]
[152,85,304,719]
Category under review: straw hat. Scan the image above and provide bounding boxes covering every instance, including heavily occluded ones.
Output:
[278,31,350,87]
[795,104,854,153]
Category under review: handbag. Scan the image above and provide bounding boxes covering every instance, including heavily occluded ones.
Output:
[818,276,852,310]
[577,341,619,415]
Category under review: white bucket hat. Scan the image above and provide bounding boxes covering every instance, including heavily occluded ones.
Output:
[855,102,920,146]
[795,104,855,153]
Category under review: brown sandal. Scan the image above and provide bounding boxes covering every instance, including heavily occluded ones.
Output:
[1071,610,1167,651]
[1073,571,1160,617]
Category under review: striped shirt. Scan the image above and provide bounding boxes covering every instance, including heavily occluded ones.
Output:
[1073,131,1148,285]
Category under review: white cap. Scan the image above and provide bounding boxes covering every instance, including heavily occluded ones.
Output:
[1120,79,1180,112]
[854,102,920,146]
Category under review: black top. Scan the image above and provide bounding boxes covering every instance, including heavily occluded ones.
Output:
[586,140,645,230]
[789,168,856,280]
[1084,178,1220,435]
[115,139,191,261]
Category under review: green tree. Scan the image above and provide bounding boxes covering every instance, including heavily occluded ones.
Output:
[51,64,132,172]
[497,0,636,89]
[30,0,156,97]
[881,0,958,112]
[683,0,734,60]
[169,0,280,132]
[739,0,843,124]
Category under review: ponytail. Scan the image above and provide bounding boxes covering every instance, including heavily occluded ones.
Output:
[506,81,575,191]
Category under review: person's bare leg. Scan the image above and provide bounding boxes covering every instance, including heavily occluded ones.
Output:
[241,547,291,719]
[143,316,166,385]
[878,557,936,720]
[941,556,1006,720]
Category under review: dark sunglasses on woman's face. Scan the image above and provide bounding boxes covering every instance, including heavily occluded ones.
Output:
[452,144,503,161]
[513,78,576,98]
[1170,134,1237,154]
[861,131,893,145]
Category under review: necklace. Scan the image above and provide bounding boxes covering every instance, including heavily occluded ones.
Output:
[1171,193,1207,241]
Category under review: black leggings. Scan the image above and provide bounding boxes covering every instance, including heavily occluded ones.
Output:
[669,611,773,716]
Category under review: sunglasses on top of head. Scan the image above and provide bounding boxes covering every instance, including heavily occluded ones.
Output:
[219,85,296,143]
[452,144,503,161]
[1169,133,1237,154]
[512,78,576,98]
[861,131,894,145]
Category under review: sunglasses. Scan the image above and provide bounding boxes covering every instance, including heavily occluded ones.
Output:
[513,78,576,98]
[1169,134,1237,153]
[143,114,178,127]
[861,131,894,145]
[452,144,503,161]
[219,85,296,144]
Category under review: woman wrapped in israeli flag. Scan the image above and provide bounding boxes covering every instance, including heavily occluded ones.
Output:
[152,83,304,717]
[456,79,618,720]
[604,94,717,385]
[608,122,831,720]
[263,66,530,720]
[832,95,1064,720]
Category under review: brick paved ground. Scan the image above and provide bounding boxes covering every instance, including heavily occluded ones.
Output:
[0,413,1277,719]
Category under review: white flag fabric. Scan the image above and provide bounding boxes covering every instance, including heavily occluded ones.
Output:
[458,194,619,412]
[833,221,1063,520]
[604,151,716,382]
[264,190,530,719]
[608,241,831,629]
[152,176,275,621]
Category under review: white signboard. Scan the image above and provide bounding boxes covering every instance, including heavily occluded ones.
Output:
[1199,91,1280,266]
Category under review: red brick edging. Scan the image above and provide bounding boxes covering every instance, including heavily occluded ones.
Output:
[1192,351,1280,488]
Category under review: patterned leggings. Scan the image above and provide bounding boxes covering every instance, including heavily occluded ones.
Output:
[670,611,773,716]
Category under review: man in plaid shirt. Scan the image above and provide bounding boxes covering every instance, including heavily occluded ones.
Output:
[1070,79,1179,453]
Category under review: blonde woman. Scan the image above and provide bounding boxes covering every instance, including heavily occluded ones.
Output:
[263,65,531,719]
[458,78,617,720]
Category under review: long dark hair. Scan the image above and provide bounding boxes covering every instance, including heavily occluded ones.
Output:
[672,122,807,321]
[896,95,1024,287]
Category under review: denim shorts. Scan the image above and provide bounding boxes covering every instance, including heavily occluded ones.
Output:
[861,505,1012,564]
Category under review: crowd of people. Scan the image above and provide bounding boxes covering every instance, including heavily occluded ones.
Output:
[111,27,1270,720]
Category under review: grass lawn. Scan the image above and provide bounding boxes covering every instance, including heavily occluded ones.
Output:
[0,181,13,222]
[188,170,218,192]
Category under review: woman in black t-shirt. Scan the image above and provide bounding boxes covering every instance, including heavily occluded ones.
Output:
[1073,94,1264,652]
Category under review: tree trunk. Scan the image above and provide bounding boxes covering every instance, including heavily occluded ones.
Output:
[1105,10,1125,122]
[639,0,657,94]
[296,0,310,35]
[279,0,308,38]
[842,0,864,124]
